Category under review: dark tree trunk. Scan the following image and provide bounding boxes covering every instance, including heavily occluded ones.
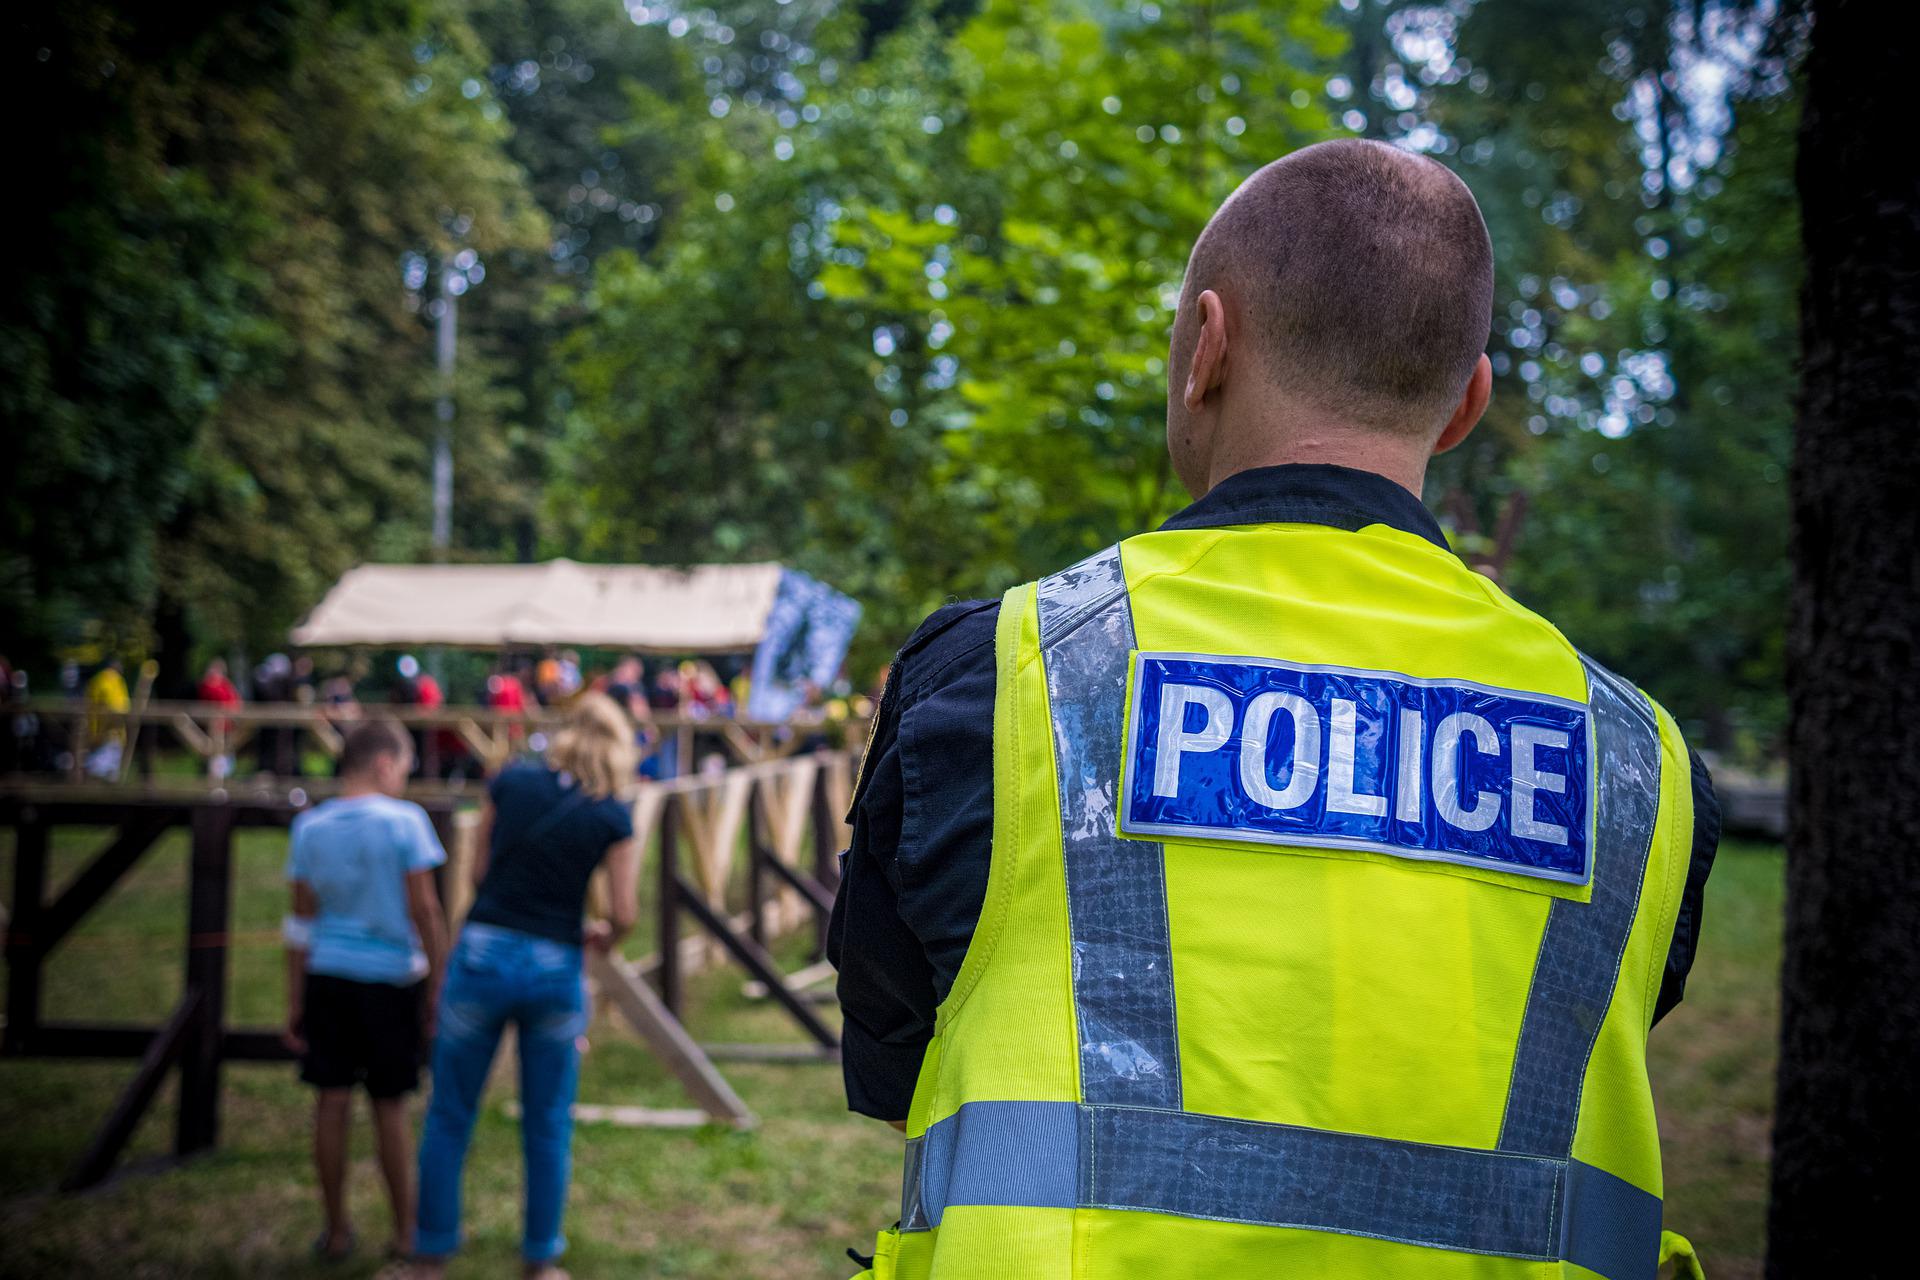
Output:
[152,590,195,700]
[1767,1,1920,1273]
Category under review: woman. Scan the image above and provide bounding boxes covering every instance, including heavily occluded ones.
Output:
[412,693,640,1280]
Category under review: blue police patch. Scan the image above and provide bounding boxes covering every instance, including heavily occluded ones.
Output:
[1120,653,1593,884]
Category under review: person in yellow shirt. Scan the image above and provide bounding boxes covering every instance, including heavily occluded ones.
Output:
[83,657,129,778]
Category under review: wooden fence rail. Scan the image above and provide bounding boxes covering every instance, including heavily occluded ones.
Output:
[8,696,856,782]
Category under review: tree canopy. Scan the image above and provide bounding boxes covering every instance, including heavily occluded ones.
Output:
[2,0,1802,753]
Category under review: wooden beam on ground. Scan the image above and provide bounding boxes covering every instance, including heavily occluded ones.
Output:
[507,1100,714,1130]
[742,958,837,1001]
[700,1042,840,1064]
[61,989,204,1191]
[588,952,754,1130]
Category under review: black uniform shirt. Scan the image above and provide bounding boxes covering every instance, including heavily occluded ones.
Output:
[828,464,1723,1121]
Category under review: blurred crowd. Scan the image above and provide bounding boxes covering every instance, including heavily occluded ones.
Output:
[0,648,870,785]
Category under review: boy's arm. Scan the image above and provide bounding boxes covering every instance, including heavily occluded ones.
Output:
[283,880,317,1053]
[403,802,453,1011]
[406,869,448,1034]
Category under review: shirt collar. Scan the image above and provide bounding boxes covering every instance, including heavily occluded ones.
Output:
[1158,463,1450,551]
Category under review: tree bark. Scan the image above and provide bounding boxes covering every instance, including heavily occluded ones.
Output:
[1767,1,1920,1273]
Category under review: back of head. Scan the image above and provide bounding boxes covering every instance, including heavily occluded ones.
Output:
[547,691,637,800]
[339,718,410,778]
[1187,138,1494,436]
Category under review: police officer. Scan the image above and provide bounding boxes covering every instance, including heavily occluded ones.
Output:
[830,139,1720,1280]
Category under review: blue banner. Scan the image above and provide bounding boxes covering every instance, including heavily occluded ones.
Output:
[1121,653,1592,883]
[746,569,863,722]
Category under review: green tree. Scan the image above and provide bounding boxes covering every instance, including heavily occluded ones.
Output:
[1,1,543,678]
[1417,0,1801,750]
[158,2,542,664]
[822,0,1345,594]
[556,13,977,662]
[3,4,291,665]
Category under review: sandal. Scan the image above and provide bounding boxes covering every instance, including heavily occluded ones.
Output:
[311,1228,357,1263]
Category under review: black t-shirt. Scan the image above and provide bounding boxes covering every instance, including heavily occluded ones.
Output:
[466,763,634,946]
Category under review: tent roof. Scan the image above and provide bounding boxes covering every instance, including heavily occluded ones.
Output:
[289,559,790,652]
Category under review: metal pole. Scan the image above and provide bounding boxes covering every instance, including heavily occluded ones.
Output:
[429,267,458,687]
[431,267,457,561]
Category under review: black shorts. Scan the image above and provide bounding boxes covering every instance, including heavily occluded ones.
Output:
[299,973,424,1098]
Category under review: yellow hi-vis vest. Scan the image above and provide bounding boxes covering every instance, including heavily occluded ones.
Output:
[860,520,1699,1280]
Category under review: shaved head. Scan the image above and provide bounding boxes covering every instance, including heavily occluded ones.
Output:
[1182,139,1494,436]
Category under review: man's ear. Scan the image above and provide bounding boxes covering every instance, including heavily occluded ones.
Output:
[1433,353,1492,455]
[1183,289,1230,412]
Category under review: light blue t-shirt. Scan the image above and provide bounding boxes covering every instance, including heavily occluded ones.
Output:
[286,793,446,985]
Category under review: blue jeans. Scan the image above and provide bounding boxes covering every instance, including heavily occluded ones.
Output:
[415,923,586,1262]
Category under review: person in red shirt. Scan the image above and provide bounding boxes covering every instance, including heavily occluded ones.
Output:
[197,657,242,778]
[197,656,241,707]
[485,669,526,714]
[486,664,529,750]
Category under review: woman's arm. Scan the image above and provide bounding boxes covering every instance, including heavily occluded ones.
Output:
[467,799,495,892]
[585,837,640,951]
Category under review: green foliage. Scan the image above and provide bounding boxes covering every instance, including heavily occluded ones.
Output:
[2,0,1799,751]
[1500,94,1797,752]
[3,4,292,661]
[1,0,541,672]
[557,14,972,662]
[162,3,543,658]
[562,1,1350,667]
[1416,0,1798,749]
[821,0,1344,589]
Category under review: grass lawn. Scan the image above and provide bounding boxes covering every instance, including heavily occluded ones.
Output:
[1,826,1780,1278]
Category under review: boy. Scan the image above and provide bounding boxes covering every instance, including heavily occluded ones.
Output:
[283,719,448,1261]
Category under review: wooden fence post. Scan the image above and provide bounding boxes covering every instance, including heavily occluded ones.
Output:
[656,799,682,1016]
[176,804,233,1155]
[428,805,458,914]
[747,791,768,949]
[810,762,841,959]
[3,809,48,1055]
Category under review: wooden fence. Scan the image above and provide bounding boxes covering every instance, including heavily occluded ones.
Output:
[0,789,460,1190]
[0,748,855,1188]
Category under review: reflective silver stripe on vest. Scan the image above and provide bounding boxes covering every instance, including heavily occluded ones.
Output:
[1037,545,1183,1110]
[1498,657,1664,1157]
[900,1132,931,1231]
[903,1100,1661,1280]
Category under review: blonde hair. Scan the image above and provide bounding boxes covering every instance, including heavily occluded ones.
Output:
[546,692,638,800]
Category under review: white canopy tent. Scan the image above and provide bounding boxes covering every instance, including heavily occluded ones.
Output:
[289,559,792,653]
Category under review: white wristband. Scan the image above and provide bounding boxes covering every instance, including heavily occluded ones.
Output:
[282,914,314,950]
